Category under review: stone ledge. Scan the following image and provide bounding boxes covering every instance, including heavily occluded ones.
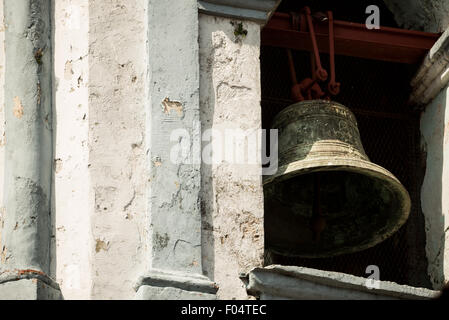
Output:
[136,285,217,300]
[198,0,281,24]
[135,269,218,300]
[0,278,62,300]
[410,27,449,108]
[245,265,440,300]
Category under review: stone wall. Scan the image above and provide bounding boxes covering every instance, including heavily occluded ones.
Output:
[53,0,148,299]
[3,0,445,300]
[420,86,449,289]
[52,0,91,299]
[0,0,5,242]
[0,0,269,300]
[87,0,148,299]
[199,14,264,299]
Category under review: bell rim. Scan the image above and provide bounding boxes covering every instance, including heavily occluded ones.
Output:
[264,156,411,258]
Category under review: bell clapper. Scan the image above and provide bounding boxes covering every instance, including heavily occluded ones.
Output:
[311,173,327,241]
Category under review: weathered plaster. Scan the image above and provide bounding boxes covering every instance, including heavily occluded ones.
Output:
[53,0,91,299]
[420,85,449,289]
[0,0,61,299]
[145,0,203,275]
[399,0,449,290]
[199,14,264,299]
[87,0,147,299]
[1,0,50,272]
[136,0,217,299]
[0,0,5,240]
[2,0,52,273]
[9,0,445,301]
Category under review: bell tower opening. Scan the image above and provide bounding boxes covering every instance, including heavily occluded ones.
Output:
[261,0,433,288]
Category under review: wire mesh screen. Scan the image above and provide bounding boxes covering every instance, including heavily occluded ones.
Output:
[261,46,432,288]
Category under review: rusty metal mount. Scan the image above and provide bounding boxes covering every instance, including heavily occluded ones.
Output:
[286,8,340,103]
[263,12,440,64]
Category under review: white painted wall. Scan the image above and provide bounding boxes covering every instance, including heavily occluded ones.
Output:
[421,85,449,289]
[35,2,266,300]
[86,0,147,299]
[53,0,148,299]
[0,1,267,300]
[199,14,264,299]
[53,0,91,299]
[0,0,5,236]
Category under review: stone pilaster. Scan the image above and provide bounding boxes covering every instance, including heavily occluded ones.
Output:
[136,0,280,299]
[0,0,62,299]
[135,0,217,299]
[409,26,449,290]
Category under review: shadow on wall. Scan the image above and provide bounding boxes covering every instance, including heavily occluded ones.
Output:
[199,19,248,283]
[420,86,448,290]
[199,21,216,285]
[49,0,59,294]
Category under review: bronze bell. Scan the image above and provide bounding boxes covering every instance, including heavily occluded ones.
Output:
[264,100,411,258]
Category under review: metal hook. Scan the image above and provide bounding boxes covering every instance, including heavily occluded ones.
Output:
[327,11,341,96]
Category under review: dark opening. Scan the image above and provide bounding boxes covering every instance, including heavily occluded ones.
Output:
[262,0,432,288]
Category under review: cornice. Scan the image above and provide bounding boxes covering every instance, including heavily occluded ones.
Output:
[198,0,281,24]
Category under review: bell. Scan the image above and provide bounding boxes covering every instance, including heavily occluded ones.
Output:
[264,100,411,258]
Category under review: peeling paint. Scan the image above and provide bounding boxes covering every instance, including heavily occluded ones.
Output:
[155,232,169,250]
[153,157,162,167]
[13,96,23,119]
[34,48,44,65]
[17,269,46,277]
[54,158,63,174]
[162,97,183,116]
[125,213,133,220]
[1,246,7,264]
[38,85,44,110]
[64,60,73,80]
[95,239,110,253]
